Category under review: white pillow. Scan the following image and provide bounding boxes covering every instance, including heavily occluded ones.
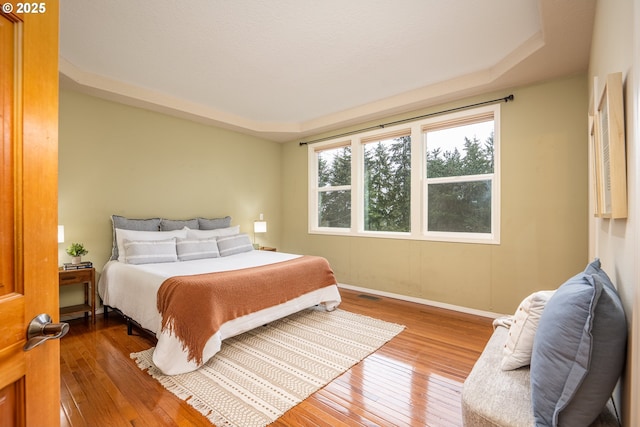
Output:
[501,290,555,371]
[186,225,240,239]
[115,227,187,262]
[123,238,178,265]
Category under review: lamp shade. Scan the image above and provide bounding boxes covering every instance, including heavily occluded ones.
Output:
[58,225,65,243]
[254,221,267,233]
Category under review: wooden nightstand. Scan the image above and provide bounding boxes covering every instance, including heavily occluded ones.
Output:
[259,246,276,251]
[59,267,96,322]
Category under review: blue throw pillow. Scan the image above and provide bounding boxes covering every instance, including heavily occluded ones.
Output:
[530,259,627,426]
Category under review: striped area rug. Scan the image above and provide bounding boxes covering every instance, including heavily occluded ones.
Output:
[131,307,404,427]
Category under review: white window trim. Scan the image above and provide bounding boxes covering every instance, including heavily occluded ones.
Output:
[423,172,498,244]
[308,143,352,232]
[308,104,500,244]
[356,126,414,236]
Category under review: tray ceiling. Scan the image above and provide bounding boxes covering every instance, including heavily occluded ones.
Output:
[59,0,596,142]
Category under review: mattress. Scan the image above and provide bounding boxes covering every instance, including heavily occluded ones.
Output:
[98,250,341,374]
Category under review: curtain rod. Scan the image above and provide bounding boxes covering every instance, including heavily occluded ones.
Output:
[299,94,514,146]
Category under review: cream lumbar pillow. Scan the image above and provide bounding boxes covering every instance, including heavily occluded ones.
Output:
[501,290,555,371]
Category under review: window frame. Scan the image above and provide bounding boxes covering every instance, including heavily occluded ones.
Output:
[308,104,500,244]
[422,106,500,244]
[309,141,353,233]
[360,128,413,235]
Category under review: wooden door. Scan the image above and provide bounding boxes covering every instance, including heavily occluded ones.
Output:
[0,4,60,427]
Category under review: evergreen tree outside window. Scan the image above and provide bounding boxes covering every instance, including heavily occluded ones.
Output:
[315,145,351,228]
[363,134,411,232]
[308,104,499,244]
[424,119,495,235]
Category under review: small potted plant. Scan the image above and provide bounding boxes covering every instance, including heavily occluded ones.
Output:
[66,243,88,265]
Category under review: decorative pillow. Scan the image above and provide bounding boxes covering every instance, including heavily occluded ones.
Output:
[110,215,161,260]
[123,238,178,265]
[216,233,254,257]
[197,216,232,230]
[501,290,555,371]
[531,259,627,427]
[186,225,240,239]
[160,218,199,231]
[176,237,219,261]
[115,228,187,262]
[112,215,161,231]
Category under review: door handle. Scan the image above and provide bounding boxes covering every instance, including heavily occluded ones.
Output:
[23,313,69,351]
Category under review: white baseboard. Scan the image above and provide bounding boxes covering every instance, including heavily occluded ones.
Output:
[337,283,503,319]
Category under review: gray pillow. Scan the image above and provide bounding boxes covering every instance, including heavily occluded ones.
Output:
[111,215,161,260]
[160,218,198,231]
[176,237,219,261]
[122,238,178,265]
[216,233,254,257]
[530,259,627,426]
[197,216,232,230]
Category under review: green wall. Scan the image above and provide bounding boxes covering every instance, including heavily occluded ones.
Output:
[59,74,588,315]
[588,0,639,422]
[280,75,589,314]
[58,90,282,306]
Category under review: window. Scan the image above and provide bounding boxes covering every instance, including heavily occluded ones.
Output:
[363,132,411,232]
[424,117,496,238]
[308,104,500,244]
[314,144,351,229]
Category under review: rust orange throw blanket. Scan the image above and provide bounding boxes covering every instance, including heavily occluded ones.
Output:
[157,255,337,366]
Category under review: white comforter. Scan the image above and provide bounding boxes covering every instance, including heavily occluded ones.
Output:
[98,250,341,374]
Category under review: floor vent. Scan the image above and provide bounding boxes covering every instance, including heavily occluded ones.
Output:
[357,294,380,301]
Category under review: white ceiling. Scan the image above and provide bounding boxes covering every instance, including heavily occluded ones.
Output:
[59,0,596,142]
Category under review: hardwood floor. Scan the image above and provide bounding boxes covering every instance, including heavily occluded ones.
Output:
[59,289,493,426]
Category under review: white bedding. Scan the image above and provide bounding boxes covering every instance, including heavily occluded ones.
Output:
[98,250,341,375]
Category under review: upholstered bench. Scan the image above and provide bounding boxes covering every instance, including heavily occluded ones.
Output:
[463,259,627,426]
[461,325,619,426]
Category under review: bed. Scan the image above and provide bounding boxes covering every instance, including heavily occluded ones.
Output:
[97,215,342,375]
